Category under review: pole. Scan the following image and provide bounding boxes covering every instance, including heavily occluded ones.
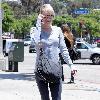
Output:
[0,0,2,55]
[81,30,82,39]
[0,0,6,70]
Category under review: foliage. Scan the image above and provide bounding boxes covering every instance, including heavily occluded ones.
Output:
[12,14,37,38]
[53,10,100,37]
[50,0,64,14]
[53,15,73,26]
[76,10,100,37]
[2,1,100,38]
[2,3,37,38]
[2,3,14,32]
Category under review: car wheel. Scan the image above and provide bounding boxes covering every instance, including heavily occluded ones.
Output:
[92,55,100,65]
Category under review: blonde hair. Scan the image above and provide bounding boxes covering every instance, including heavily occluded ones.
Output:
[40,4,55,16]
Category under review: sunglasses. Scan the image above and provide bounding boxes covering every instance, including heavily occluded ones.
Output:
[44,14,54,18]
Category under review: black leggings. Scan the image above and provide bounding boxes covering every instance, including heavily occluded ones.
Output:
[35,73,62,100]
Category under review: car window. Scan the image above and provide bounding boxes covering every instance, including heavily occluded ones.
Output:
[85,42,95,48]
[76,43,81,49]
[81,43,88,49]
[77,43,88,49]
[24,38,31,41]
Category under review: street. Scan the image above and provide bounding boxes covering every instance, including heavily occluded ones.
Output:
[21,46,100,84]
[0,46,100,100]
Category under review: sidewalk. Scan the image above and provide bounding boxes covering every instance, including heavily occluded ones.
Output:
[0,56,100,100]
[0,69,100,100]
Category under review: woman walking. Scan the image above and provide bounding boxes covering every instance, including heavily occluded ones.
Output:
[31,4,77,100]
[61,24,76,83]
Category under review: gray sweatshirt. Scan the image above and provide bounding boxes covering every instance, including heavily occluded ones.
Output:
[31,24,73,71]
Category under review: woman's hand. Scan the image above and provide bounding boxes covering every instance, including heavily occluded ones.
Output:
[36,14,45,28]
[37,14,45,24]
[71,69,77,76]
[71,65,77,76]
[37,14,44,20]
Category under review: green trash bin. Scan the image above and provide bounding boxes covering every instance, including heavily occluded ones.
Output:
[8,41,24,72]
[8,41,24,62]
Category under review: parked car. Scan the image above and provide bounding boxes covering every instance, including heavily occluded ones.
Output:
[75,40,100,65]
[24,38,31,46]
[29,43,36,53]
[94,37,100,47]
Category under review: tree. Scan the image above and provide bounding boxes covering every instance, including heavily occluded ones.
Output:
[2,0,100,38]
[2,3,14,32]
[12,13,37,38]
[50,0,64,14]
[20,0,42,14]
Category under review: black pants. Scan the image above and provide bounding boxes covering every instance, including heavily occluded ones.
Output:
[71,72,74,82]
[35,73,62,100]
[69,49,75,79]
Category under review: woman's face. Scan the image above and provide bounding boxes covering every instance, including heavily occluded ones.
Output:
[42,10,54,26]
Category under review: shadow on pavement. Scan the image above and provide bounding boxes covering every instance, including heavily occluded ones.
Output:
[0,72,36,81]
[73,62,93,65]
[62,60,93,65]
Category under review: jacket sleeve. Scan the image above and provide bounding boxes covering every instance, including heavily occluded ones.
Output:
[30,18,42,53]
[31,18,41,45]
[58,27,73,67]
